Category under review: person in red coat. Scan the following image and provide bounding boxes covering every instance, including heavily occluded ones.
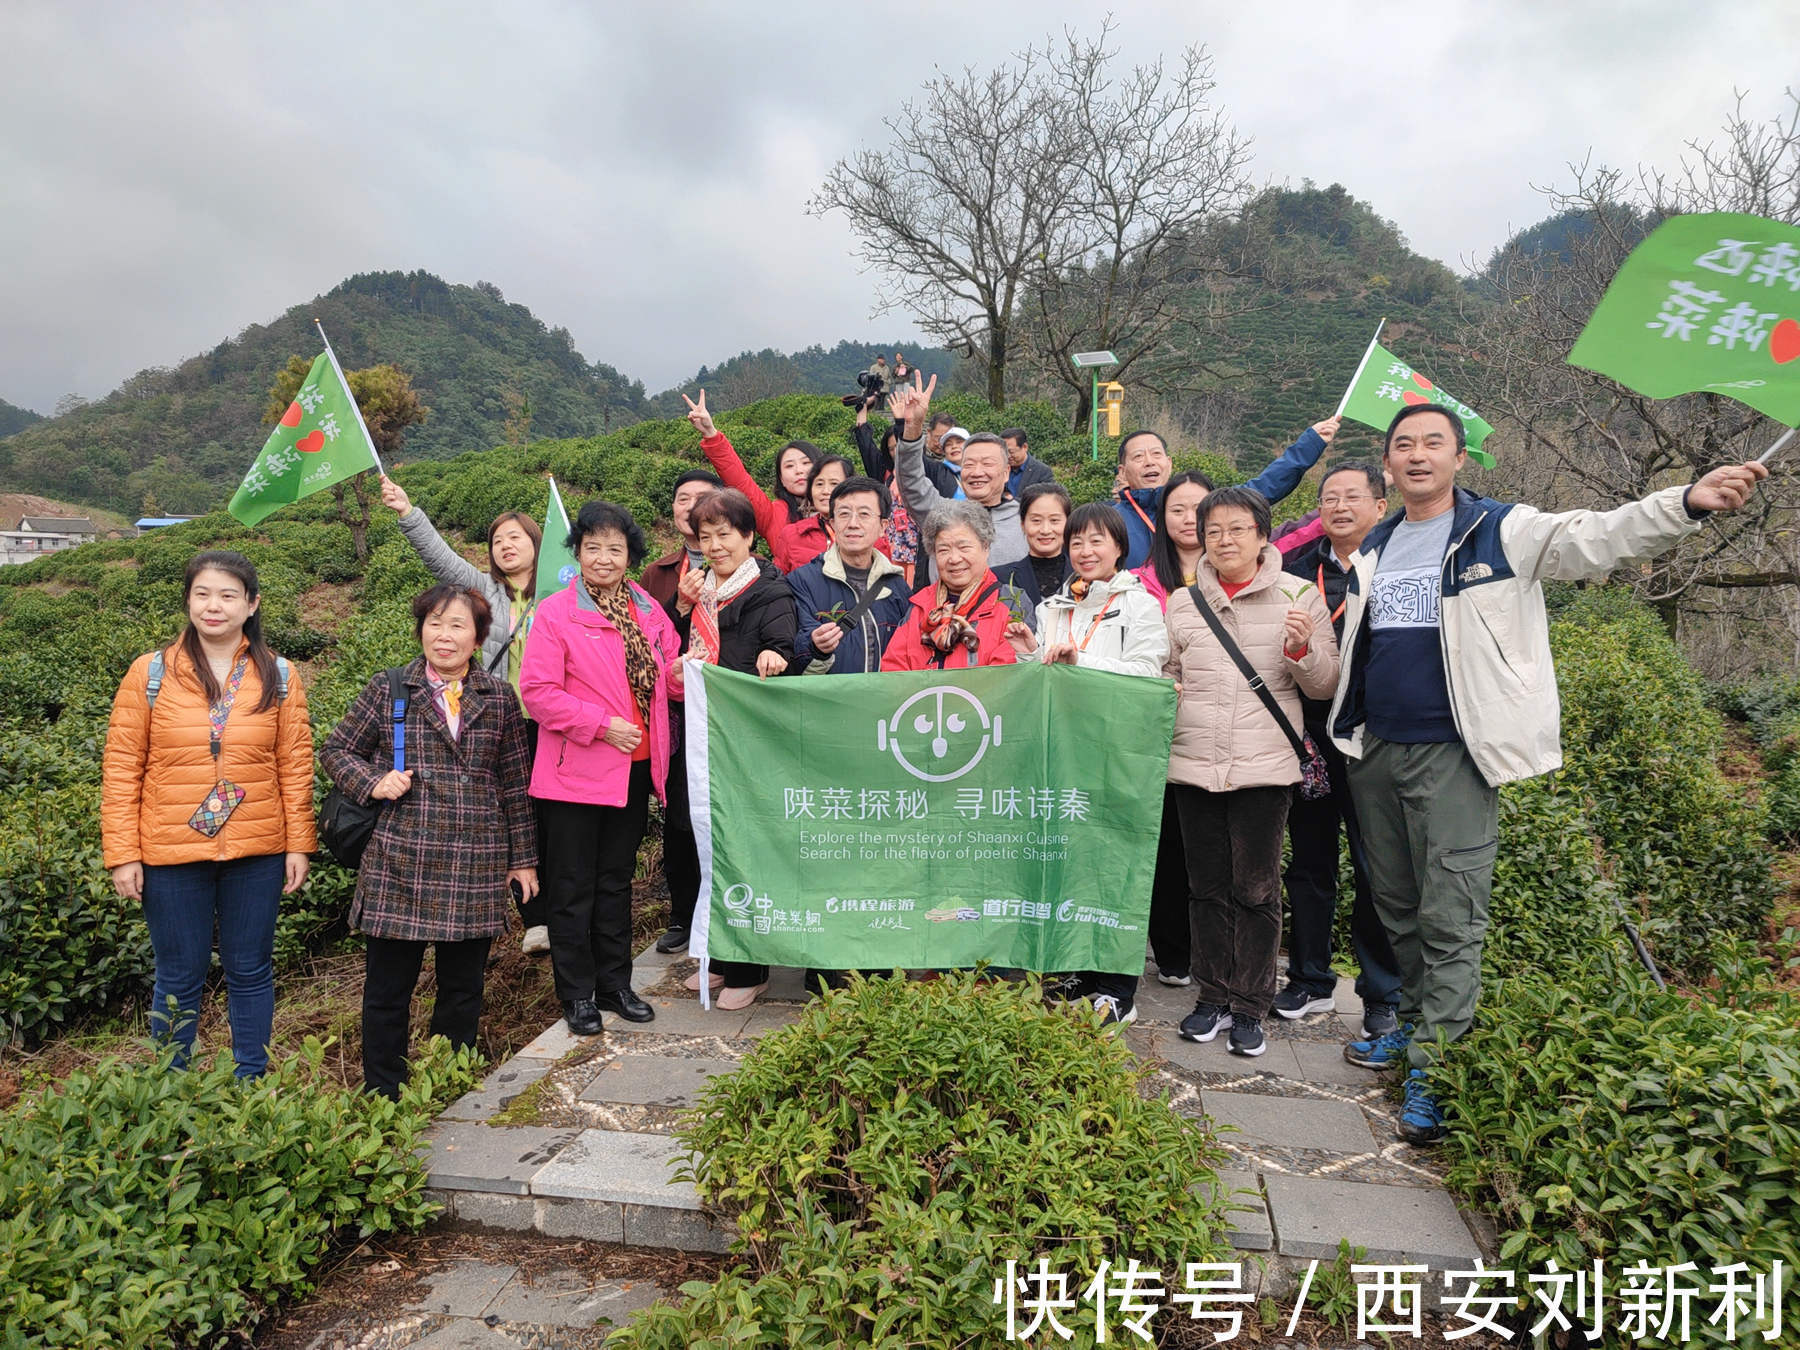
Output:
[881,500,1020,671]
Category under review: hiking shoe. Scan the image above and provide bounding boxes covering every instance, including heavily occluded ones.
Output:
[1398,1069,1447,1144]
[1361,1002,1400,1038]
[1178,1001,1232,1043]
[1091,994,1137,1027]
[654,925,688,955]
[1227,1016,1266,1057]
[1271,983,1335,1019]
[1156,967,1193,987]
[1344,1023,1413,1069]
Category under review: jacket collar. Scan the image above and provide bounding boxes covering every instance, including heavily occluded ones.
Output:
[570,577,655,623]
[1042,568,1144,612]
[1361,487,1490,558]
[1196,544,1283,605]
[909,569,1000,614]
[821,544,904,586]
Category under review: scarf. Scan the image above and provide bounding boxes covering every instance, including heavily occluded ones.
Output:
[425,663,467,740]
[587,581,658,717]
[689,555,763,666]
[920,576,993,659]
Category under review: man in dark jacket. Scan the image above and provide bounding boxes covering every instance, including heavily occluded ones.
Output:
[788,477,913,675]
[1001,428,1056,497]
[1276,462,1402,1037]
[641,469,723,626]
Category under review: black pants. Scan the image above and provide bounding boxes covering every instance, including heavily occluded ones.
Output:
[542,761,651,1003]
[363,934,492,1098]
[1087,786,1189,1004]
[518,720,548,929]
[663,706,702,931]
[1284,736,1402,1005]
[1178,783,1291,1021]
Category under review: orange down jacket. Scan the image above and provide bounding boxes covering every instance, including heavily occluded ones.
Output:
[101,642,317,868]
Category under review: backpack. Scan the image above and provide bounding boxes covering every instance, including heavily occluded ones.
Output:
[316,668,409,870]
[145,648,290,708]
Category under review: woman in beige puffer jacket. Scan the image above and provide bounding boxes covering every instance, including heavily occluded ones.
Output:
[1162,486,1339,1059]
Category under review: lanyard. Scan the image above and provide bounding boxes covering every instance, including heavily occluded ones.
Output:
[1120,491,1156,535]
[1316,564,1348,624]
[207,657,250,762]
[1071,604,1121,652]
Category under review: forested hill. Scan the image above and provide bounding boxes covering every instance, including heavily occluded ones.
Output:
[0,271,651,517]
[0,399,42,439]
[647,341,958,417]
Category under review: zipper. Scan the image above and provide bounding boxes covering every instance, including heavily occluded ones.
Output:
[1437,509,1488,743]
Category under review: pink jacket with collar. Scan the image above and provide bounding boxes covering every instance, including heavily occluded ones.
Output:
[520,578,680,807]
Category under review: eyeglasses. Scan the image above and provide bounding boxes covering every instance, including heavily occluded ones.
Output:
[1319,493,1375,508]
[1203,525,1259,542]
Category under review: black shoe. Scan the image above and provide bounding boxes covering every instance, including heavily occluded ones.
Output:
[1178,1001,1232,1043]
[562,998,604,1036]
[655,926,689,955]
[595,987,655,1023]
[1228,1016,1267,1058]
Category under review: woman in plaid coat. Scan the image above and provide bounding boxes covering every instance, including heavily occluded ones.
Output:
[321,583,538,1097]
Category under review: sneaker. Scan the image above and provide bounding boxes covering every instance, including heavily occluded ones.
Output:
[1344,1023,1413,1069]
[1227,1017,1266,1057]
[1271,984,1335,1020]
[1090,994,1137,1026]
[654,925,689,955]
[521,925,550,955]
[1398,1069,1447,1144]
[1156,968,1193,987]
[1361,1002,1400,1038]
[1178,1001,1232,1043]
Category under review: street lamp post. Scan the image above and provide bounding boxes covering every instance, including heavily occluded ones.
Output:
[1071,351,1118,462]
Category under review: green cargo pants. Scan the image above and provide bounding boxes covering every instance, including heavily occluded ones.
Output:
[1345,735,1498,1071]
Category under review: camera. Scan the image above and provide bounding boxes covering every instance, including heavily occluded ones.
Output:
[841,369,888,409]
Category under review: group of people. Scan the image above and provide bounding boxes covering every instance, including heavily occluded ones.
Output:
[100,366,1768,1144]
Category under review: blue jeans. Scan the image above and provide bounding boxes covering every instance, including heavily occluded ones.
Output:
[141,853,284,1077]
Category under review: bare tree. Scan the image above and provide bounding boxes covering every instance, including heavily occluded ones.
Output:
[809,45,1085,408]
[1462,89,1800,651]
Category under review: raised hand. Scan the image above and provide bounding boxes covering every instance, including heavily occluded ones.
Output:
[1283,607,1314,658]
[677,565,706,613]
[1311,415,1342,445]
[887,370,937,439]
[379,474,412,516]
[683,388,717,439]
[1687,460,1770,512]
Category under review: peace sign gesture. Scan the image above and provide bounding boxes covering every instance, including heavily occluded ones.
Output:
[683,388,717,440]
[887,370,937,440]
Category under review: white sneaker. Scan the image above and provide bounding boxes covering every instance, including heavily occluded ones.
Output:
[1156,969,1193,987]
[1091,994,1138,1026]
[521,925,550,955]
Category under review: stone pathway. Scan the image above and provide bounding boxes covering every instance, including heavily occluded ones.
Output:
[424,943,1490,1291]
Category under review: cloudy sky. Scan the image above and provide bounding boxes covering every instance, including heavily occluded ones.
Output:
[3,1,1796,413]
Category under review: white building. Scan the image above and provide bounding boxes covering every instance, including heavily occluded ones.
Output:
[0,516,99,566]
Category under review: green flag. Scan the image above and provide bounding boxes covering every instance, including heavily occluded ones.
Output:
[535,476,578,601]
[1567,211,1800,426]
[229,350,379,526]
[1339,337,1498,468]
[686,662,1176,986]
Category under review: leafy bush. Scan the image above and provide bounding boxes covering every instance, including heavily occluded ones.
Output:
[615,973,1233,1347]
[0,1037,482,1348]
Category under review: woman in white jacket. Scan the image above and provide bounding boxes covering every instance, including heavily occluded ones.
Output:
[1005,501,1169,1024]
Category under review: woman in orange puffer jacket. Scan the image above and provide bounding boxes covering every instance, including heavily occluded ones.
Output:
[101,550,316,1077]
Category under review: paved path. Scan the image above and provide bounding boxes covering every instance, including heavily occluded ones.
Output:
[425,943,1491,1289]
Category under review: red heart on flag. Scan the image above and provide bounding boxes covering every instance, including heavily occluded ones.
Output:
[1401,390,1429,406]
[1771,318,1800,365]
[1411,372,1435,392]
[280,401,303,428]
[295,429,326,453]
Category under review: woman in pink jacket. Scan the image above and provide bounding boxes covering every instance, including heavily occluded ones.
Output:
[521,500,680,1037]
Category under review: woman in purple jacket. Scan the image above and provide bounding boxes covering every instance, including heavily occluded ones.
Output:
[521,501,680,1037]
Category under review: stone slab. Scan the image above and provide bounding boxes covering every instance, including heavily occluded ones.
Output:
[1287,1037,1390,1088]
[1151,1029,1304,1080]
[411,1323,518,1349]
[601,995,749,1037]
[1201,1090,1377,1156]
[437,1189,536,1231]
[536,1195,627,1243]
[578,1056,736,1107]
[404,1259,518,1318]
[483,1268,665,1329]
[439,1057,555,1121]
[1263,1174,1481,1265]
[1194,1167,1272,1251]
[513,1020,598,1061]
[737,1003,804,1038]
[426,1123,576,1194]
[625,1200,734,1254]
[530,1128,703,1209]
[1334,973,1360,1017]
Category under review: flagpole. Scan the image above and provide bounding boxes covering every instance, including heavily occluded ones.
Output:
[1334,317,1388,418]
[1756,426,1795,465]
[315,319,385,475]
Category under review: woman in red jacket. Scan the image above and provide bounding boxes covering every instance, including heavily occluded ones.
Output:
[881,501,1019,671]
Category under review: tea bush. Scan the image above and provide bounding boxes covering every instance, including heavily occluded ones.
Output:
[0,1035,482,1348]
[615,973,1234,1347]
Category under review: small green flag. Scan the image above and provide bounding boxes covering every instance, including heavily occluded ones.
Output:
[1339,338,1497,468]
[229,350,380,526]
[534,477,578,601]
[1567,211,1800,426]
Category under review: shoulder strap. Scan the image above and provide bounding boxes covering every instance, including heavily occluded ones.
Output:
[274,656,290,701]
[386,667,409,773]
[145,649,166,710]
[838,573,908,630]
[1185,583,1311,761]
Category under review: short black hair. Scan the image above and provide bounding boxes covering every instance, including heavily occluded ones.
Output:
[929,412,957,431]
[673,468,723,497]
[1000,426,1028,448]
[413,583,493,647]
[567,499,648,566]
[1198,484,1271,539]
[1321,462,1385,498]
[1383,403,1466,455]
[1118,428,1166,464]
[689,487,759,537]
[828,474,891,519]
[1065,501,1129,557]
[1019,480,1072,518]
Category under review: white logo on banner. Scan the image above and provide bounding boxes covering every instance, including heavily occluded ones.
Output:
[876,686,1004,782]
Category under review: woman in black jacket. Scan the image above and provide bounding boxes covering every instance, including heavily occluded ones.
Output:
[672,487,796,1009]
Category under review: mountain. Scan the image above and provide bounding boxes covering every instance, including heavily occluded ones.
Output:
[649,341,958,416]
[0,399,42,439]
[0,271,650,516]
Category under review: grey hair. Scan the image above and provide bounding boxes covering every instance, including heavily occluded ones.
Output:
[921,499,995,554]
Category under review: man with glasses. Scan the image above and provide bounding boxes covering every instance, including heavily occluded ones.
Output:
[1274,463,1402,1039]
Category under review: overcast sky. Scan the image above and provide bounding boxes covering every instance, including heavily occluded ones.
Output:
[3,1,1797,413]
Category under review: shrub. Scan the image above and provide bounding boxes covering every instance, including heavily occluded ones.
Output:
[0,1036,481,1347]
[615,973,1233,1346]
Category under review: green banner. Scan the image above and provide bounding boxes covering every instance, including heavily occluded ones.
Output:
[1340,337,1498,468]
[229,349,380,526]
[687,663,1176,981]
[1567,211,1800,425]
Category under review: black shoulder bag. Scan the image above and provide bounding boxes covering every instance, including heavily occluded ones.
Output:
[1186,584,1330,800]
[317,668,409,868]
